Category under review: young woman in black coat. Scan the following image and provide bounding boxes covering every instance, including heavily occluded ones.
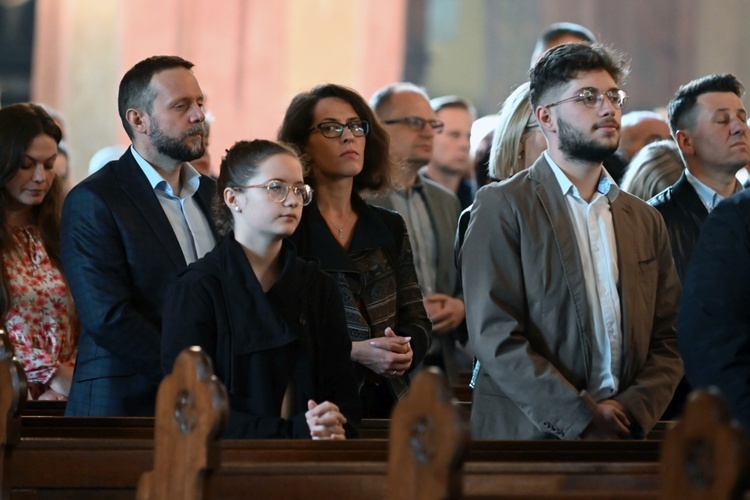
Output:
[161,140,360,439]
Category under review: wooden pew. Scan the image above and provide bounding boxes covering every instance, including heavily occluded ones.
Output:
[2,336,746,498]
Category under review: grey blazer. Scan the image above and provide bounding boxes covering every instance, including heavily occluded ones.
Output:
[375,173,461,298]
[460,156,682,440]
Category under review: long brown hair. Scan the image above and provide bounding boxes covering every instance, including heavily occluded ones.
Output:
[0,103,63,318]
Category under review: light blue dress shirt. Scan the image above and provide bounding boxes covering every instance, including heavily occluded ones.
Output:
[131,146,215,264]
[684,168,743,213]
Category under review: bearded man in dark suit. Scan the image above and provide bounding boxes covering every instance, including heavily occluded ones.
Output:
[61,55,219,416]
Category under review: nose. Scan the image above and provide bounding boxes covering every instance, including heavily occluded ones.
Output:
[731,116,748,135]
[31,164,46,183]
[598,95,618,115]
[190,102,206,123]
[340,126,355,142]
[283,190,300,207]
[421,124,435,138]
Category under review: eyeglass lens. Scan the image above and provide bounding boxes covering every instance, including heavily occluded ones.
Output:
[580,88,627,109]
[317,121,368,138]
[266,180,313,205]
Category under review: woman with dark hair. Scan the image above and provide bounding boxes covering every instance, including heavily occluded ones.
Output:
[161,139,360,439]
[0,103,77,400]
[280,84,431,418]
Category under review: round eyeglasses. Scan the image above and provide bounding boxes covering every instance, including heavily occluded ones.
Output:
[383,116,444,132]
[234,180,313,206]
[310,121,369,139]
[545,88,629,110]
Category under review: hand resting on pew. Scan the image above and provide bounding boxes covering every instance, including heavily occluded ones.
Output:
[306,400,347,440]
[353,328,412,378]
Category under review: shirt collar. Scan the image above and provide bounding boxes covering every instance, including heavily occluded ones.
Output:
[544,151,619,202]
[130,145,201,198]
[684,168,743,212]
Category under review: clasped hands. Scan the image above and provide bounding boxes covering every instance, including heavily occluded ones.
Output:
[306,400,347,440]
[351,327,412,378]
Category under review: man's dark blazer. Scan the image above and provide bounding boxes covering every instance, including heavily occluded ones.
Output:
[61,147,218,416]
[678,189,750,432]
[647,173,708,281]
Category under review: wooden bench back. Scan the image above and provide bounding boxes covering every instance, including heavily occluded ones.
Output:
[0,331,26,499]
[136,346,229,500]
[388,366,469,500]
[661,389,748,499]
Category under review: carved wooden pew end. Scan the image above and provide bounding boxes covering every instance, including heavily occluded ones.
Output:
[137,346,229,500]
[661,389,749,499]
[388,366,469,500]
[1,330,27,499]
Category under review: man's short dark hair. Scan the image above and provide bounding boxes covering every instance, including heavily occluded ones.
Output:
[529,42,630,109]
[667,74,745,134]
[118,55,194,140]
[538,22,596,47]
[531,22,596,67]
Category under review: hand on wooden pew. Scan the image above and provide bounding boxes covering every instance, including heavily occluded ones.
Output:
[352,327,412,377]
[306,400,347,440]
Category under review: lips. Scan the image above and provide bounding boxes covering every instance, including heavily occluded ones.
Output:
[341,150,359,157]
[183,125,205,139]
[595,120,620,131]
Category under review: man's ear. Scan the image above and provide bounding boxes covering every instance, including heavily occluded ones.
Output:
[536,105,555,133]
[126,108,148,135]
[675,129,694,156]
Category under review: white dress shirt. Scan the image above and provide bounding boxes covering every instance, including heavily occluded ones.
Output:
[545,152,622,401]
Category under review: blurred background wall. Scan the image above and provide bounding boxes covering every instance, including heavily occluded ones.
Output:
[1,0,748,182]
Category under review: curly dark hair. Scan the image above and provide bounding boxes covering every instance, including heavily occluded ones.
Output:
[529,42,630,109]
[277,83,393,194]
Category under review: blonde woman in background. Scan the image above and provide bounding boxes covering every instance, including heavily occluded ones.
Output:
[620,140,683,201]
[488,82,547,181]
[457,82,547,252]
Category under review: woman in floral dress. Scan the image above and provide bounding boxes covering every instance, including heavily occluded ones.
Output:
[0,103,77,400]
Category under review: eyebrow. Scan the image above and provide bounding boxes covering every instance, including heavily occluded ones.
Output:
[168,95,204,106]
[318,117,360,122]
[711,107,747,116]
[24,152,57,163]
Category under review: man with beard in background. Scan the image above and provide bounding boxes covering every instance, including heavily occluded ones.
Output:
[460,43,682,440]
[61,56,219,416]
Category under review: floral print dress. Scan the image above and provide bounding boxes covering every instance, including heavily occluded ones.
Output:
[3,226,77,398]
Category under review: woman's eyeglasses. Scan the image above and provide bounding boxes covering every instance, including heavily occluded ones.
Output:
[309,121,369,139]
[233,180,313,206]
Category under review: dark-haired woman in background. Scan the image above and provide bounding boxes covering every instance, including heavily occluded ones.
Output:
[0,103,78,400]
[161,139,359,439]
[280,84,431,418]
